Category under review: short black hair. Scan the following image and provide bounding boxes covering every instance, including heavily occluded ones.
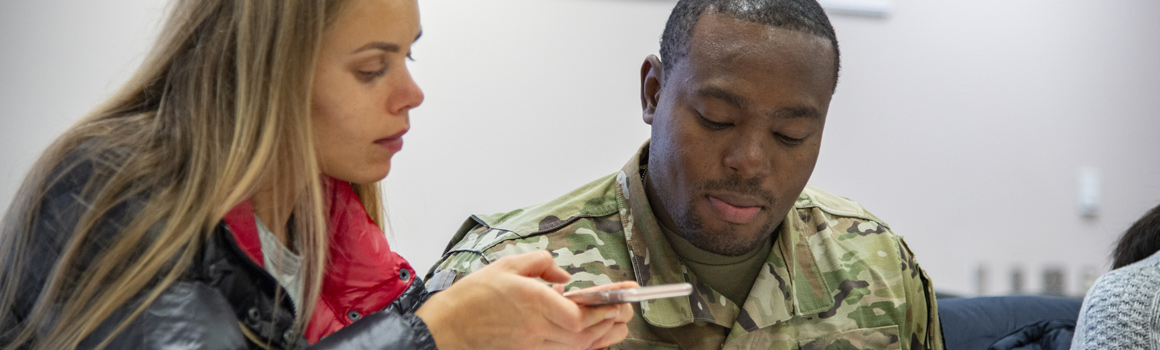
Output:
[659,0,840,89]
[1112,203,1160,269]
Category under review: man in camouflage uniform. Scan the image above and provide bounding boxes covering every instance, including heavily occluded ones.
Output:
[427,0,944,349]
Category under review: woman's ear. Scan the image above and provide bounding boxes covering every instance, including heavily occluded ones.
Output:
[640,54,663,125]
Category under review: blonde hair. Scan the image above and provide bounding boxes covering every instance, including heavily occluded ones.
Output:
[0,0,385,348]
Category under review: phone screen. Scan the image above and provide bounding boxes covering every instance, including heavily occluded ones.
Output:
[564,283,693,306]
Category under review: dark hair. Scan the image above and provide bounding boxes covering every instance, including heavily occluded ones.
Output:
[1112,203,1160,269]
[659,0,840,90]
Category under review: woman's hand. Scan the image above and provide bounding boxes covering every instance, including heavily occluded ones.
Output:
[563,281,639,350]
[415,250,635,350]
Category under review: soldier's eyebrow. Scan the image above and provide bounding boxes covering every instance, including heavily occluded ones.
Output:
[767,106,820,120]
[697,86,749,110]
[699,86,820,120]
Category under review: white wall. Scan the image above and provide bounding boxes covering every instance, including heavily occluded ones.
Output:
[0,0,167,201]
[811,1,1160,296]
[2,0,1157,297]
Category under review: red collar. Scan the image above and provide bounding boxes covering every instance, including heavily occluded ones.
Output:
[221,177,415,344]
[222,199,264,266]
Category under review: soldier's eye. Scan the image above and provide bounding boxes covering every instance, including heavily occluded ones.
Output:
[696,112,731,130]
[776,133,805,146]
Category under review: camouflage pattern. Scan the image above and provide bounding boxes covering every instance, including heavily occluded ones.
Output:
[427,142,944,350]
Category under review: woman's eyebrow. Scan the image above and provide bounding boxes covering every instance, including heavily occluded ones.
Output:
[352,42,400,54]
[351,31,421,54]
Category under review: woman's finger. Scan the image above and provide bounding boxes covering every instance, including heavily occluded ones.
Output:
[537,286,588,332]
[612,302,634,323]
[588,320,630,350]
[577,304,623,329]
[577,318,617,347]
[540,318,615,350]
[541,339,586,350]
[563,281,641,296]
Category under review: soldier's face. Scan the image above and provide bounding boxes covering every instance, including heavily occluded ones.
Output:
[642,13,835,256]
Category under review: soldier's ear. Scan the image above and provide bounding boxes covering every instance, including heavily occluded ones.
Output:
[641,54,663,125]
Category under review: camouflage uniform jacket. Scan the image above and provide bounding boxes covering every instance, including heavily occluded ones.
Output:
[427,142,944,350]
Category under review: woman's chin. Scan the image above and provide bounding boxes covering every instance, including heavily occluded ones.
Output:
[325,165,390,185]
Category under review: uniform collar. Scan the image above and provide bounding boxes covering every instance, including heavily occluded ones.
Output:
[616,140,833,331]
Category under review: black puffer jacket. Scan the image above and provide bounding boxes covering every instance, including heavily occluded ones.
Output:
[3,154,438,350]
[81,225,438,349]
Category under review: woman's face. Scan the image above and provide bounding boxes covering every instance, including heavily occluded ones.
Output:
[312,0,423,185]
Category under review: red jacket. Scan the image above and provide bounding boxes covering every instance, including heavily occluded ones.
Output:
[223,177,416,344]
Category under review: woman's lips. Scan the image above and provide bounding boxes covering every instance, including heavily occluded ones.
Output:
[707,195,763,224]
[374,129,407,153]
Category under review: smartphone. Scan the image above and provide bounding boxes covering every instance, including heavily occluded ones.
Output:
[565,283,693,306]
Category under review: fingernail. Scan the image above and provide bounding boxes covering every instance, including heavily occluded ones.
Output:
[604,309,619,320]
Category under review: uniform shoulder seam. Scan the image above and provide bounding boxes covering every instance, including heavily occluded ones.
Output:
[796,185,890,228]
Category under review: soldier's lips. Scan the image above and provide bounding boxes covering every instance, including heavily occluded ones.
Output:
[707,195,763,224]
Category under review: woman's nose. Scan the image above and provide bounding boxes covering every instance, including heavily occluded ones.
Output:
[390,69,424,115]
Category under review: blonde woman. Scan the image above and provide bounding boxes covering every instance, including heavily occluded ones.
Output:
[0,0,635,349]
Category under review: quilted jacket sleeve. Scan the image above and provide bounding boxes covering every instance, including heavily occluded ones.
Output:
[86,280,438,350]
[310,278,438,350]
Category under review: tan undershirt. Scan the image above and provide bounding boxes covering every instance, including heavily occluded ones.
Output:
[659,223,772,306]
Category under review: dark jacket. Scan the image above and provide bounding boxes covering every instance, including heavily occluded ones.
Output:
[938,295,1081,350]
[3,154,438,350]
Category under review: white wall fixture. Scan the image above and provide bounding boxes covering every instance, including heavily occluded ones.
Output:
[1078,167,1101,218]
[818,0,893,18]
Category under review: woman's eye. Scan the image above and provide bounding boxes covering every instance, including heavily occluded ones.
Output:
[357,68,387,82]
[696,113,731,130]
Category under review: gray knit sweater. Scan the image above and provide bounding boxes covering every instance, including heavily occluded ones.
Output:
[1071,250,1160,349]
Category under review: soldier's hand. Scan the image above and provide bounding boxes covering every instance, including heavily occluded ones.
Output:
[415,250,630,350]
